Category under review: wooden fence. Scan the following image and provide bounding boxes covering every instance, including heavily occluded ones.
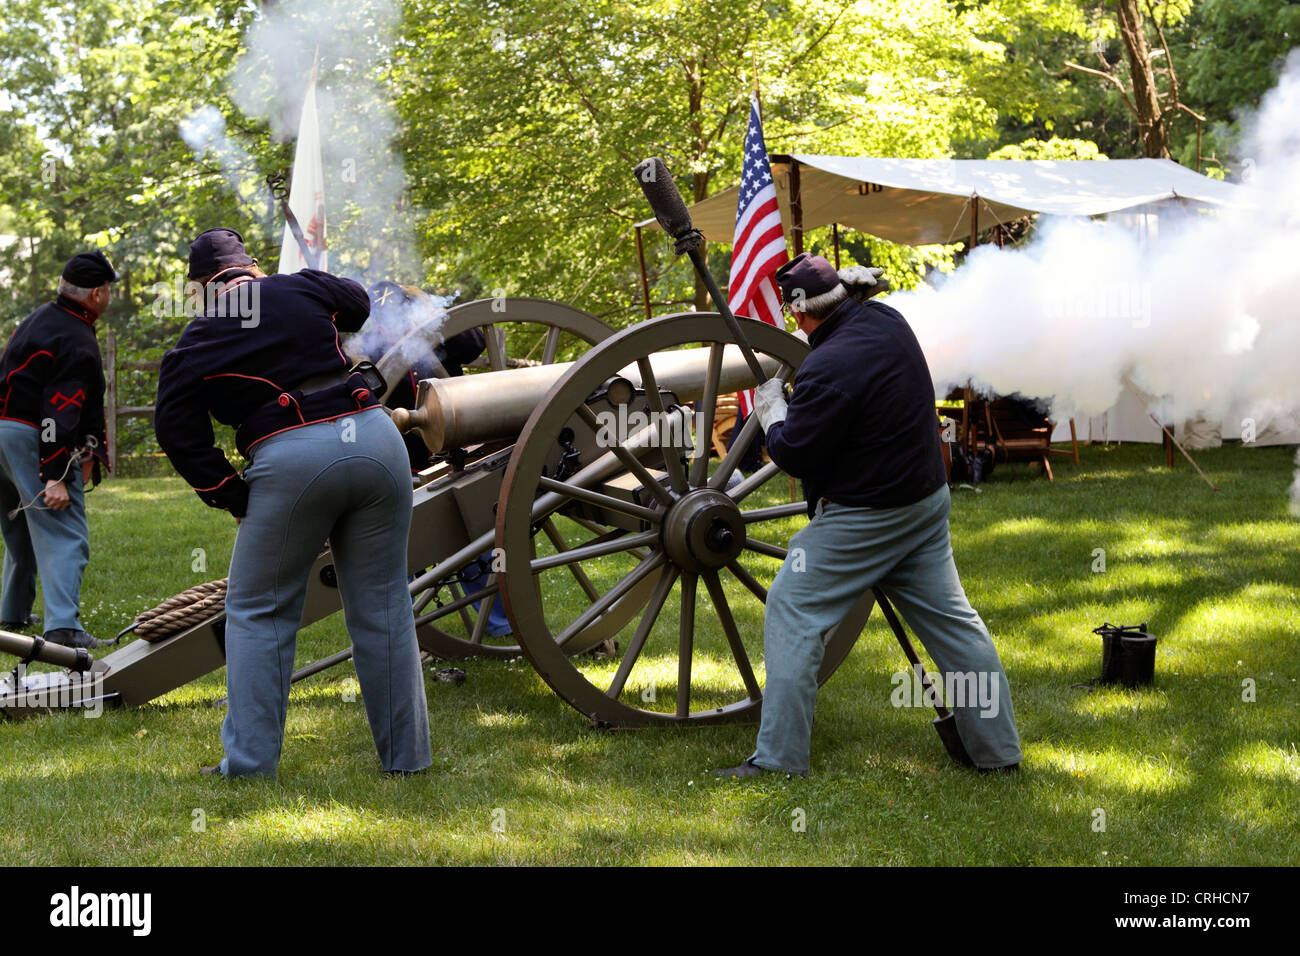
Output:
[103,328,158,466]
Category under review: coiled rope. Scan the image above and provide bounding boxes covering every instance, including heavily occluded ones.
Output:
[120,578,228,643]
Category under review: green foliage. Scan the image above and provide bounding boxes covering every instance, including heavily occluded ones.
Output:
[398,0,1069,322]
[1181,0,1300,166]
[1,0,1296,460]
[988,136,1108,160]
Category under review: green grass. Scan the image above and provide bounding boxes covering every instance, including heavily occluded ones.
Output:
[1,443,1297,865]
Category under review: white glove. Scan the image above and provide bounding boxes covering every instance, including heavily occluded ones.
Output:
[838,264,882,287]
[838,265,890,299]
[753,377,788,431]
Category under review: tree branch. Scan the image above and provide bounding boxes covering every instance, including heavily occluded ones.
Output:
[1065,61,1138,118]
[786,0,856,69]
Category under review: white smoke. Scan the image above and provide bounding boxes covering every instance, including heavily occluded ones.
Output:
[348,287,454,378]
[181,0,420,282]
[179,106,264,214]
[893,52,1300,442]
[179,0,443,384]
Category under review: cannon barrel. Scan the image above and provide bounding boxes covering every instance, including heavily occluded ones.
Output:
[391,344,781,452]
[0,630,96,672]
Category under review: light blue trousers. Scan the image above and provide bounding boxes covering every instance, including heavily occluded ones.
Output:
[219,408,432,777]
[752,485,1022,773]
[0,420,88,632]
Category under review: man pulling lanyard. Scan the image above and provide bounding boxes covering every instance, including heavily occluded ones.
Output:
[0,251,114,649]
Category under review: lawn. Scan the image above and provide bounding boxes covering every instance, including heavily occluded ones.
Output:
[1,442,1297,865]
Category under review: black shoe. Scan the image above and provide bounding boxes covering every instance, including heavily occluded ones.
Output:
[44,628,109,649]
[714,758,770,779]
[199,764,223,776]
[978,762,1020,774]
[0,614,41,632]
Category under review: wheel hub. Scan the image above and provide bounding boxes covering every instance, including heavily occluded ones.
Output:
[661,489,745,572]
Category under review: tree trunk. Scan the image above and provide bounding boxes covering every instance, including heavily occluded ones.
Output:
[1116,0,1169,158]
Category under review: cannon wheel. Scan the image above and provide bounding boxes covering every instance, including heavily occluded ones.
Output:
[411,298,656,660]
[496,313,865,726]
[440,297,615,371]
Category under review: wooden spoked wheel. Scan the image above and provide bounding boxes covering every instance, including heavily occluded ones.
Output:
[409,298,637,659]
[496,313,867,726]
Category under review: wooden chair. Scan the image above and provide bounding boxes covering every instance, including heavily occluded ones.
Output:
[1051,419,1081,466]
[935,396,967,481]
[710,394,740,458]
[976,397,1056,480]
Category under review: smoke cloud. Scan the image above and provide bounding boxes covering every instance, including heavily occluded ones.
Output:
[893,52,1300,444]
[181,0,420,283]
[179,0,441,381]
[179,105,266,221]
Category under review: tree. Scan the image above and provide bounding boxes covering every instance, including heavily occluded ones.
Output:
[1182,0,1300,167]
[396,0,1063,322]
[1063,1,1204,160]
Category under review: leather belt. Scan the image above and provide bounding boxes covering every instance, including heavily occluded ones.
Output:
[295,368,351,396]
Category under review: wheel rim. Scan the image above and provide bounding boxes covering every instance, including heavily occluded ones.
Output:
[410,298,623,660]
[496,313,863,726]
[441,297,614,372]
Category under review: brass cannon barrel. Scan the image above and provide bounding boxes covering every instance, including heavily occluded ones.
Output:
[391,344,780,453]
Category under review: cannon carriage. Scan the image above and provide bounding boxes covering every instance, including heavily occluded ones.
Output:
[1,293,878,726]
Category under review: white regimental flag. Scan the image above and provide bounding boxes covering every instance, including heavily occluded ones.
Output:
[277,59,327,274]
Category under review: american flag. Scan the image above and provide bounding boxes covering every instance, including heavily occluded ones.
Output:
[728,95,788,417]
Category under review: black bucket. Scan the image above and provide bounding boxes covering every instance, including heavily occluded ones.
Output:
[1093,622,1157,688]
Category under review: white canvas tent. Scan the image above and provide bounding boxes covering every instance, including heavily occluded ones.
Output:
[638,154,1284,444]
[637,154,1243,247]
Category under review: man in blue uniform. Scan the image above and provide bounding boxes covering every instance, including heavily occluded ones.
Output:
[154,228,431,778]
[0,251,115,648]
[715,253,1022,777]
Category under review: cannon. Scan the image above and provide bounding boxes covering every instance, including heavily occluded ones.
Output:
[1,307,881,730]
[1,158,982,771]
[0,294,880,727]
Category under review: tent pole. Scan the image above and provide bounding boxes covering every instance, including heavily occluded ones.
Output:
[832,222,840,269]
[969,197,979,249]
[634,225,652,322]
[790,159,804,256]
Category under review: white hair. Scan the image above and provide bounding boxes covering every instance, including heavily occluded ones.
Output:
[57,278,103,303]
[798,283,848,319]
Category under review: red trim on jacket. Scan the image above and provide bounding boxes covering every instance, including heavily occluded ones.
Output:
[0,349,54,417]
[201,371,284,391]
[55,297,98,326]
[331,322,348,364]
[193,472,239,493]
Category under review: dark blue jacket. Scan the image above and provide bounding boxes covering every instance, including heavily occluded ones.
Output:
[766,296,947,517]
[0,296,110,481]
[154,269,377,517]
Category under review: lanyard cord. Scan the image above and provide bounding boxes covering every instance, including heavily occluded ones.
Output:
[6,436,98,519]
